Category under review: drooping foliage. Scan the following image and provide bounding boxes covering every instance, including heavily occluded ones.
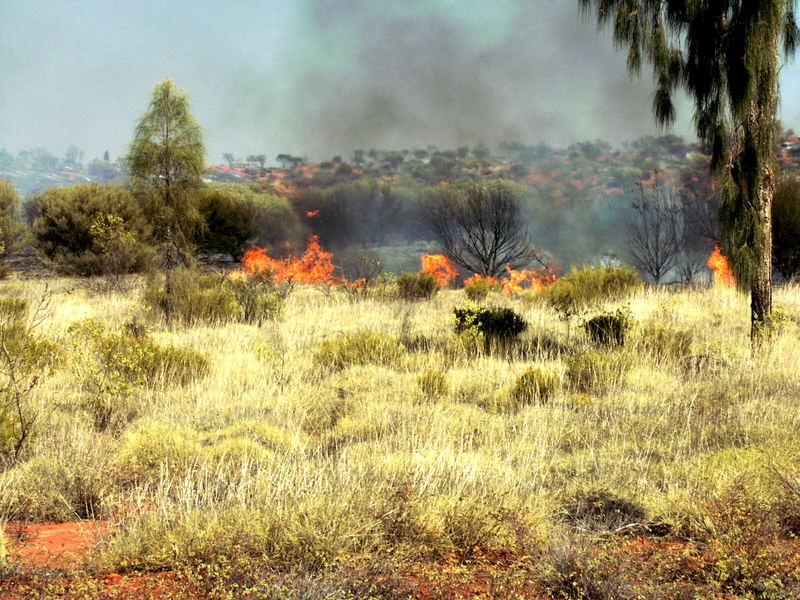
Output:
[580,0,799,336]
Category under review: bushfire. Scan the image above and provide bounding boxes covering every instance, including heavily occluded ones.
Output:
[421,254,458,287]
[234,235,338,285]
[707,244,735,289]
[501,266,556,294]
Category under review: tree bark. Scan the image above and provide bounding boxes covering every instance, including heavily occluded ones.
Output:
[751,164,774,339]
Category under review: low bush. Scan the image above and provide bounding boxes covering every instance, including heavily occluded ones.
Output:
[583,307,633,347]
[538,265,642,315]
[313,331,405,371]
[144,268,288,326]
[114,421,203,484]
[397,272,439,300]
[416,369,448,398]
[452,303,527,354]
[31,183,154,276]
[560,488,647,532]
[69,320,209,430]
[509,366,559,407]
[565,351,632,394]
[463,275,501,302]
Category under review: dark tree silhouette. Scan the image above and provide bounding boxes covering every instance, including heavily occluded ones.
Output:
[423,181,541,277]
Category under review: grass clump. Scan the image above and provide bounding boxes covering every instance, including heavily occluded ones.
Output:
[565,350,632,394]
[114,421,202,484]
[583,307,633,347]
[509,365,559,407]
[397,272,439,300]
[538,265,641,315]
[416,369,448,398]
[313,330,405,371]
[144,268,288,326]
[637,322,693,361]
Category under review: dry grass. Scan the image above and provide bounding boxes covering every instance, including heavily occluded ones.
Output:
[3,278,800,590]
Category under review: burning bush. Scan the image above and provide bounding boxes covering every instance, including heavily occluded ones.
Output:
[463,274,501,301]
[420,254,458,287]
[313,330,406,371]
[583,308,633,347]
[538,265,641,316]
[397,272,439,300]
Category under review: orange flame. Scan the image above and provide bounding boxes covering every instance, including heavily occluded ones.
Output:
[306,210,320,217]
[421,254,458,287]
[707,244,735,288]
[463,273,500,288]
[236,235,339,285]
[500,266,556,294]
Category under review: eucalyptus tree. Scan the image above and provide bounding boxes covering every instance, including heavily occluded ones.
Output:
[128,78,205,267]
[579,0,798,338]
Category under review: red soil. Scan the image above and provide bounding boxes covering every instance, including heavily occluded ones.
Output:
[4,521,107,569]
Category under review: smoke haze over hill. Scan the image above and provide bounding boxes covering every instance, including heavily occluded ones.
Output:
[2,0,800,162]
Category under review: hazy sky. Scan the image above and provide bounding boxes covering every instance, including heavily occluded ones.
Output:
[3,0,800,165]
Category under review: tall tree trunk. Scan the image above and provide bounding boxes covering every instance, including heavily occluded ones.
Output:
[751,160,774,339]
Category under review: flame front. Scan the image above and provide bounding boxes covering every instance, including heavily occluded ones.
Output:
[306,210,320,217]
[421,254,458,287]
[236,235,338,285]
[707,244,735,288]
[463,273,500,287]
[501,266,556,294]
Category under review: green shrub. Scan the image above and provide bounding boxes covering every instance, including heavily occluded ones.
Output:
[509,366,559,407]
[115,422,202,484]
[417,369,448,398]
[196,183,258,258]
[249,192,301,249]
[538,265,642,315]
[313,331,405,371]
[452,303,527,353]
[144,269,288,326]
[397,272,439,300]
[463,276,501,302]
[31,183,154,275]
[0,178,31,260]
[565,351,632,394]
[583,307,633,347]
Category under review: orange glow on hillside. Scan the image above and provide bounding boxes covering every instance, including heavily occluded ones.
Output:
[306,210,320,217]
[707,244,735,288]
[421,254,458,287]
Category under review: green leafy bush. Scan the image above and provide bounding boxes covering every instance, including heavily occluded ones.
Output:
[31,183,154,275]
[196,183,257,258]
[143,268,288,326]
[565,351,632,394]
[583,307,633,347]
[538,265,642,315]
[463,276,501,302]
[397,272,439,300]
[509,366,559,407]
[452,303,527,353]
[313,331,405,371]
[0,178,31,260]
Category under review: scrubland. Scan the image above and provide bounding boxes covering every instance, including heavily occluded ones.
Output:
[3,276,800,599]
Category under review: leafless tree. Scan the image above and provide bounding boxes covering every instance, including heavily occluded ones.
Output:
[626,180,684,283]
[423,181,542,277]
